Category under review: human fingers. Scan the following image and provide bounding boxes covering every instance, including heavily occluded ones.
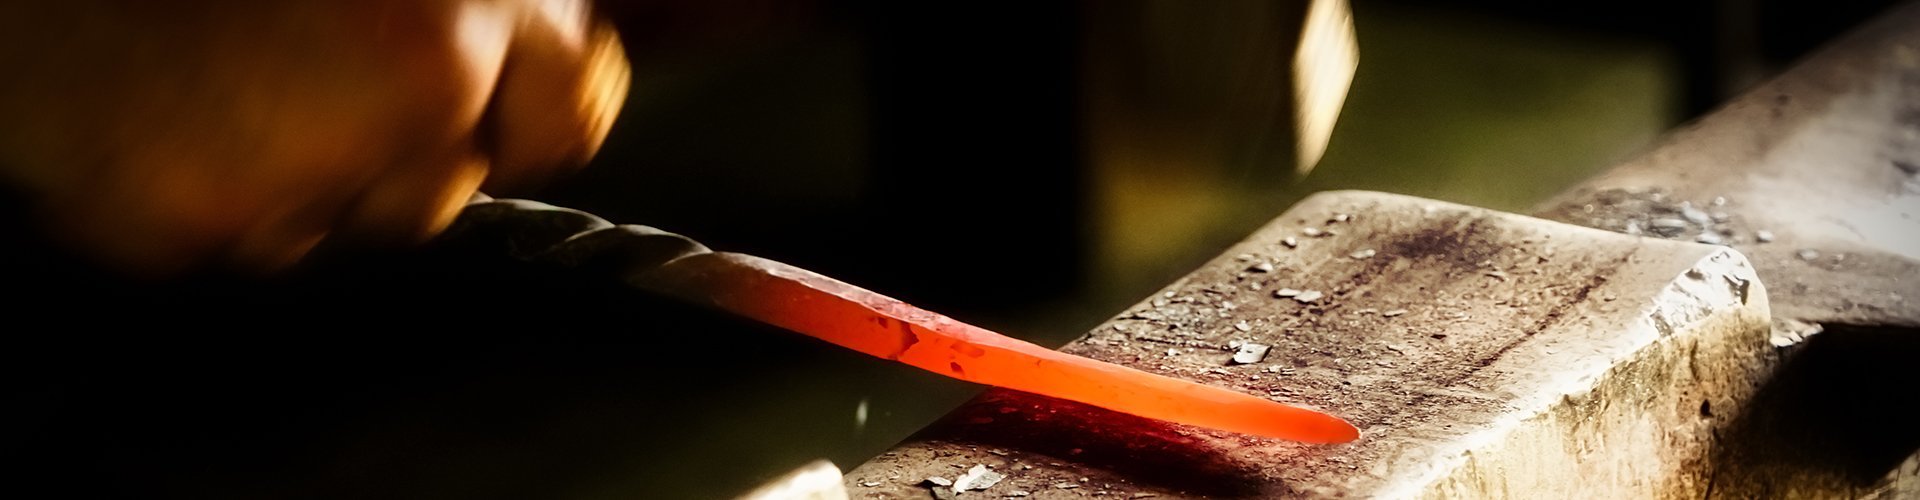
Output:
[480,0,630,193]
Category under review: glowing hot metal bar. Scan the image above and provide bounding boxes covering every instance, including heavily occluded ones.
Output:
[636,251,1359,444]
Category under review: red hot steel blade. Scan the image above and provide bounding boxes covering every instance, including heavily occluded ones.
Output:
[636,252,1359,444]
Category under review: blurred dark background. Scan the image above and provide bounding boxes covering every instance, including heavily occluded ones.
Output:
[557,0,1907,341]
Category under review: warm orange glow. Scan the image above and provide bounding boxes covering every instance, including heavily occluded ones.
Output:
[642,252,1360,444]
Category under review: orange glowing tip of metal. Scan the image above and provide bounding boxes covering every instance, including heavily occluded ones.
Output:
[636,252,1360,444]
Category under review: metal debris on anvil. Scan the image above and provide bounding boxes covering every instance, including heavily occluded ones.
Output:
[1770,318,1826,347]
[1679,202,1713,225]
[1648,217,1690,236]
[1231,343,1271,364]
[952,464,1005,493]
[1549,189,1771,245]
